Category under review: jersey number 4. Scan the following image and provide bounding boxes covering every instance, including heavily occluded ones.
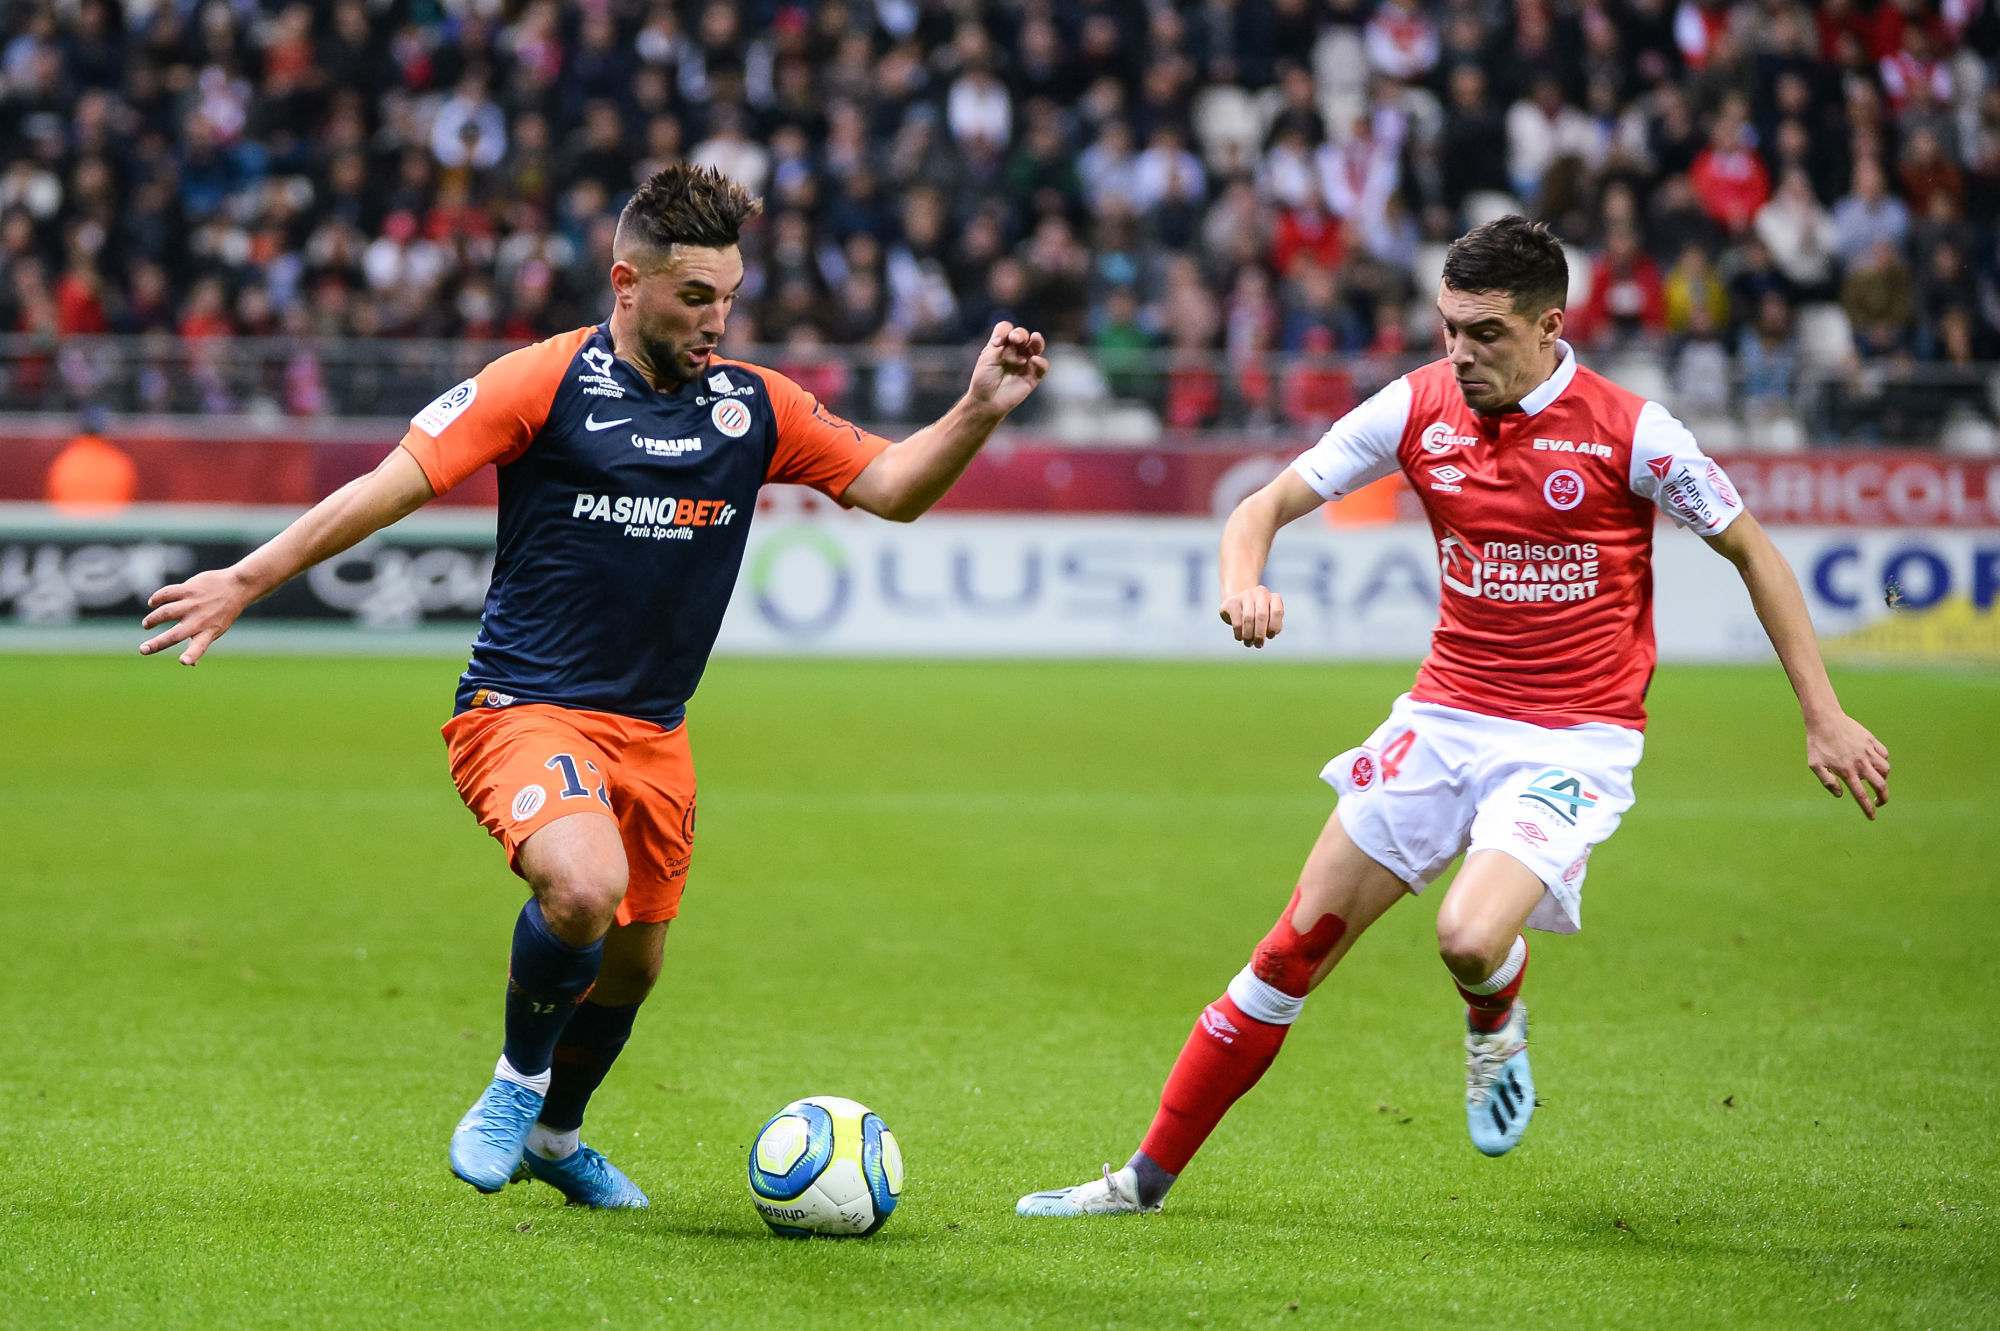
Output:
[1380,729,1417,780]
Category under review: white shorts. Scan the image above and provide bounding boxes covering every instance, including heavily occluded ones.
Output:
[1323,694,1644,934]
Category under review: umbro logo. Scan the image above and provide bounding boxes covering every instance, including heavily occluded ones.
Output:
[1199,1005,1240,1044]
[1429,464,1466,493]
[584,412,634,431]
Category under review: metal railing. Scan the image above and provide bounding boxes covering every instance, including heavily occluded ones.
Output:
[2,334,1995,450]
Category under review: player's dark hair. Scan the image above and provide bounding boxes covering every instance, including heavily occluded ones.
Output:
[615,163,763,261]
[1441,216,1568,317]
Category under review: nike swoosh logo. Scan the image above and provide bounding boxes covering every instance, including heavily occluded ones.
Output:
[584,413,633,432]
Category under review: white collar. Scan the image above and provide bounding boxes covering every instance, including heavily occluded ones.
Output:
[1514,339,1577,417]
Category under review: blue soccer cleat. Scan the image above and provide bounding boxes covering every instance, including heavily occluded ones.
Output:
[1465,1001,1534,1157]
[449,1077,545,1193]
[523,1143,650,1209]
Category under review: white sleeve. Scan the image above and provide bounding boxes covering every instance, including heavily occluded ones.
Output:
[1627,399,1746,536]
[1289,376,1412,501]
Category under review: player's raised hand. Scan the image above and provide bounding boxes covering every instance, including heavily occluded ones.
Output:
[965,321,1049,418]
[140,566,255,666]
[1806,713,1891,820]
[1220,585,1285,648]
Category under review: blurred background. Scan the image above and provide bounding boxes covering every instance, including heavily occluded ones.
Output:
[0,0,1994,659]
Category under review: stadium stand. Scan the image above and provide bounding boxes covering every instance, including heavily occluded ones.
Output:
[0,0,1997,447]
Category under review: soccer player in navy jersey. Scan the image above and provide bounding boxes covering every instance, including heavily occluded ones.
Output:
[141,164,1049,1207]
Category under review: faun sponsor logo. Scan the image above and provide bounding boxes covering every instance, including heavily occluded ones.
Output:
[1421,420,1481,454]
[572,492,740,538]
[632,435,703,458]
[1534,437,1613,458]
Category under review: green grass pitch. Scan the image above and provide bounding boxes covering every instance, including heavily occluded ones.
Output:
[3,654,1995,1329]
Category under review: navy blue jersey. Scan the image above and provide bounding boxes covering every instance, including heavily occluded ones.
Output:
[399,325,888,728]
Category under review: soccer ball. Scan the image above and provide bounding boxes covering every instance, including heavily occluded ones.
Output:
[747,1096,903,1237]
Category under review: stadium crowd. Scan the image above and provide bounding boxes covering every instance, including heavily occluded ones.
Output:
[2,0,1999,434]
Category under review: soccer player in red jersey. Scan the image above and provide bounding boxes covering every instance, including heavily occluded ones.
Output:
[1019,216,1889,1217]
[140,165,1049,1208]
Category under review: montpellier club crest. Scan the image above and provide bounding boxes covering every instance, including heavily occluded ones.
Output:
[711,399,752,437]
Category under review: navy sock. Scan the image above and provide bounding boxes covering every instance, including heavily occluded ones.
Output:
[539,1000,642,1132]
[501,899,604,1079]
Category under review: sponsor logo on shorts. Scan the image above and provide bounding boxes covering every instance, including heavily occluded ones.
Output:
[711,399,752,437]
[1521,767,1600,825]
[511,785,547,822]
[1562,849,1590,885]
[412,379,477,436]
[471,688,516,708]
[1421,420,1481,454]
[1543,469,1585,510]
[1350,753,1376,790]
[1513,820,1547,844]
[681,799,697,841]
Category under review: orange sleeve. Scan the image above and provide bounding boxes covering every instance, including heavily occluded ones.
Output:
[752,365,893,499]
[396,328,591,495]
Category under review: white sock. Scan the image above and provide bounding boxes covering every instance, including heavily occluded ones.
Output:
[1225,965,1306,1025]
[1463,936,1528,995]
[527,1123,581,1161]
[494,1054,552,1097]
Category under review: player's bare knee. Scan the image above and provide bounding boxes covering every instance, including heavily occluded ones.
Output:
[1435,917,1506,981]
[533,860,628,939]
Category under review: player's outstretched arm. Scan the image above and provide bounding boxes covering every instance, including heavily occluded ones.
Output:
[1217,469,1326,648]
[139,446,437,666]
[1704,511,1891,819]
[840,322,1048,522]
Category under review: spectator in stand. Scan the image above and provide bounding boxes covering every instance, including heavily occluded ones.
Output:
[1842,238,1916,358]
[1364,0,1440,82]
[1507,76,1597,206]
[1575,223,1668,349]
[1756,167,1841,298]
[1833,157,1912,263]
[1663,243,1731,335]
[1897,127,1964,219]
[1737,290,1801,422]
[1689,95,1772,233]
[1439,64,1510,211]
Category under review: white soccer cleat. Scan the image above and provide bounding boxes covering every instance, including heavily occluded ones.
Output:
[1465,1000,1534,1157]
[1016,1164,1159,1217]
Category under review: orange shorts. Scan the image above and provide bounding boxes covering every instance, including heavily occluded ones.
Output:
[441,702,696,925]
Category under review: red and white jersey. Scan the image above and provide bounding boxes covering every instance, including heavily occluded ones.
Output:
[1291,341,1744,731]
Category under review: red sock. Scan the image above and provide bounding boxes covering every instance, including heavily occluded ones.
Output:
[1137,994,1289,1175]
[1456,936,1528,1033]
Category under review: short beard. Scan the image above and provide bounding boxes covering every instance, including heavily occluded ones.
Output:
[639,333,697,388]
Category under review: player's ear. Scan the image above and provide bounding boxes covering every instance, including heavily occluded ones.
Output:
[609,259,640,307]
